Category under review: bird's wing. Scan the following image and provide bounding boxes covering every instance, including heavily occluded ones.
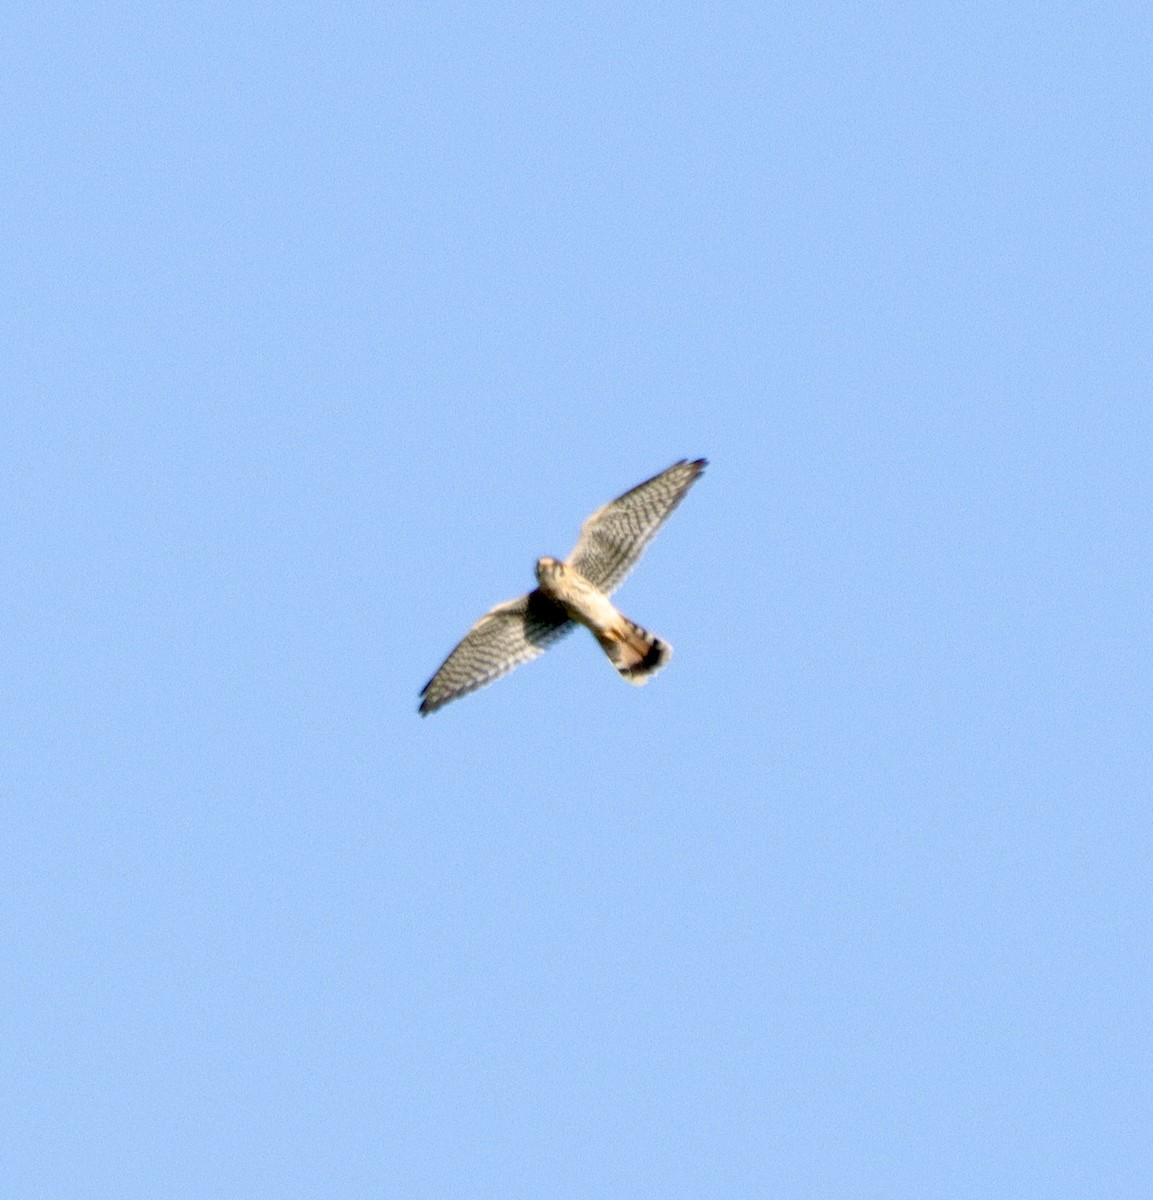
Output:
[566,458,706,594]
[419,589,573,715]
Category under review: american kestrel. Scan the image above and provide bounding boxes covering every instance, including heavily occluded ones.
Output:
[419,458,706,715]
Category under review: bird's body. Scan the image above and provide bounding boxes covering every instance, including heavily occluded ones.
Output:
[419,458,706,714]
[534,556,622,636]
[533,556,671,684]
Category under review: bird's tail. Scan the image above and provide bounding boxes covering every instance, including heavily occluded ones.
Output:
[595,616,672,685]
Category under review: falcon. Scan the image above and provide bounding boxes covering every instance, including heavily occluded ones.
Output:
[419,458,706,715]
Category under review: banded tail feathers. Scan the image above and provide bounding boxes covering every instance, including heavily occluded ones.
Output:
[595,618,672,685]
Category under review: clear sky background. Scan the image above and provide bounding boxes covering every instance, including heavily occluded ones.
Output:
[4,3,1151,1197]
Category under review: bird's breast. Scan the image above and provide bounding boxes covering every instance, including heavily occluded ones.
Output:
[539,566,619,633]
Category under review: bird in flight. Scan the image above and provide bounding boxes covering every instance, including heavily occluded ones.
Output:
[419,458,707,715]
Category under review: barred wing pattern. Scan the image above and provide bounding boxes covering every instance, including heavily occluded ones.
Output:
[419,590,573,715]
[567,458,706,595]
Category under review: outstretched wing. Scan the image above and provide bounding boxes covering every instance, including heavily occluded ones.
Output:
[419,590,573,715]
[566,458,706,595]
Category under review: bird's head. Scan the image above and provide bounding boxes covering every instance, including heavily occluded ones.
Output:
[535,556,565,584]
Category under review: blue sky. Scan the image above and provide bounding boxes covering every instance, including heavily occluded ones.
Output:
[4,2,1151,1196]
